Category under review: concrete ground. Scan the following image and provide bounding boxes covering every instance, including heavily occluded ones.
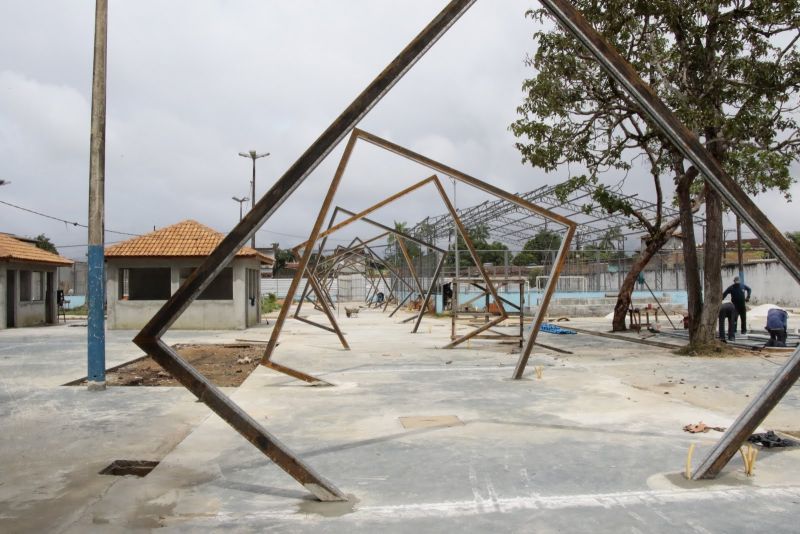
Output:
[2,311,800,532]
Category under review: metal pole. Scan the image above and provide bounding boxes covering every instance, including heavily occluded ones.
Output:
[250,158,256,248]
[736,216,745,285]
[87,0,107,392]
[453,178,459,279]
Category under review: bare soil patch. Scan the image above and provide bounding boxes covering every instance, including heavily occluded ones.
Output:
[74,343,263,387]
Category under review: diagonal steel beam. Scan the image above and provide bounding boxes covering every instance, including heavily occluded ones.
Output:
[132,0,477,502]
[539,0,800,479]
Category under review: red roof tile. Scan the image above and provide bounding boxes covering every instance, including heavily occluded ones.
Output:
[0,234,73,266]
[104,220,273,264]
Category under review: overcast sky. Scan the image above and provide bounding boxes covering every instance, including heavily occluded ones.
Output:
[1,0,798,260]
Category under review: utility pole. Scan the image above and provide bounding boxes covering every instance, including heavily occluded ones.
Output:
[232,196,249,221]
[238,150,269,249]
[87,0,107,391]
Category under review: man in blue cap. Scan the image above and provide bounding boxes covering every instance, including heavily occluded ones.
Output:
[722,276,751,334]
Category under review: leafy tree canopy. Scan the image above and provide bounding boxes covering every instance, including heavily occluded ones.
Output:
[34,234,58,255]
[512,229,562,266]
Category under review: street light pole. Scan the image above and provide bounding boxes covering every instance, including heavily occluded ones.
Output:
[232,196,249,222]
[238,150,269,249]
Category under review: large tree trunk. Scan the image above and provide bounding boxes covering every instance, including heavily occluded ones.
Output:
[676,166,703,343]
[611,236,668,331]
[699,184,724,343]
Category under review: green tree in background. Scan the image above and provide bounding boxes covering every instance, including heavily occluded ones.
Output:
[512,229,562,266]
[34,234,58,255]
[512,1,800,344]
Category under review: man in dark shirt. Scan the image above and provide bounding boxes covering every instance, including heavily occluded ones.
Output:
[765,307,789,347]
[722,276,751,334]
[718,302,738,342]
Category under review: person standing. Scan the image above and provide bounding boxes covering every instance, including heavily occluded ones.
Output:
[722,276,751,334]
[765,307,789,347]
[718,302,738,342]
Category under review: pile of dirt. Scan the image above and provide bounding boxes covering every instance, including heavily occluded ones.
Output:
[79,343,263,387]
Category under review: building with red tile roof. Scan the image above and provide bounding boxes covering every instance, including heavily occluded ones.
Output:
[104,220,270,330]
[1,233,73,329]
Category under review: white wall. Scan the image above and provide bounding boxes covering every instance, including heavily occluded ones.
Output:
[0,261,60,328]
[106,257,261,330]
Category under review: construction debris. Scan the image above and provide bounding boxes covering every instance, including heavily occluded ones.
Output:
[683,422,726,433]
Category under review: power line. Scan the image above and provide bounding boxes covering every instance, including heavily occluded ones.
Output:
[0,199,141,237]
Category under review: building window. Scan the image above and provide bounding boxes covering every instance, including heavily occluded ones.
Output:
[178,267,233,300]
[32,272,44,301]
[118,267,171,300]
[19,271,32,301]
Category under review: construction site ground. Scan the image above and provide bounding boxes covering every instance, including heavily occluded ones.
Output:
[2,309,800,532]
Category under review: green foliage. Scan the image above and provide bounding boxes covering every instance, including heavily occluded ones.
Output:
[446,224,510,266]
[511,1,800,199]
[512,229,562,266]
[272,247,295,275]
[787,232,800,253]
[34,234,58,255]
[261,292,281,314]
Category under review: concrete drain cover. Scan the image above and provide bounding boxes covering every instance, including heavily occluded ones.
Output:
[399,415,463,429]
[99,460,159,477]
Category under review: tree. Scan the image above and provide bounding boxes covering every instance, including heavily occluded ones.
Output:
[512,229,562,266]
[445,224,506,267]
[787,232,800,253]
[512,1,800,343]
[272,247,295,276]
[385,221,421,266]
[34,234,58,255]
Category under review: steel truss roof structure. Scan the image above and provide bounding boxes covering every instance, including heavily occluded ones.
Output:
[413,181,680,249]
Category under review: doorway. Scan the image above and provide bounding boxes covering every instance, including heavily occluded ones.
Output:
[45,271,55,324]
[6,269,15,328]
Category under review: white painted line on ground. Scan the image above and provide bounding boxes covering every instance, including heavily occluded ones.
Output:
[208,485,800,523]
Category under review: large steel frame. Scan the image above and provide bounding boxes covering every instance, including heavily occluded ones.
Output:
[269,175,511,367]
[131,0,800,501]
[291,207,447,345]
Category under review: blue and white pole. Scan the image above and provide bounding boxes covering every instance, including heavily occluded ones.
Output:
[87,0,107,391]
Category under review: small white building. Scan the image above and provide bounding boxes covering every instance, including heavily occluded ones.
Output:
[105,220,273,330]
[1,233,73,329]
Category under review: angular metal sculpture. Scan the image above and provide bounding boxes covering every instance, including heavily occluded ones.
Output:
[131,0,800,501]
[261,130,575,383]
[274,177,499,360]
[132,0,477,502]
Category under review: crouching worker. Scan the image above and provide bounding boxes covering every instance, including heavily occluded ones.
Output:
[718,302,738,342]
[765,307,789,347]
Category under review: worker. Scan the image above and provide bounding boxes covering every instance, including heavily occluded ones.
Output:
[765,307,789,347]
[722,276,751,334]
[718,302,738,342]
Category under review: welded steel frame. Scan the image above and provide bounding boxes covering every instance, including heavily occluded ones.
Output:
[130,0,800,501]
[449,278,526,346]
[131,0,476,502]
[266,174,504,370]
[340,130,575,376]
[290,211,445,343]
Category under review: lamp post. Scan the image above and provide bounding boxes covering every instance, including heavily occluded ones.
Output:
[238,150,269,248]
[232,196,249,222]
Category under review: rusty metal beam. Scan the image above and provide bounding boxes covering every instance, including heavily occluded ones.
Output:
[347,130,573,368]
[540,0,800,479]
[412,251,447,333]
[133,0,477,502]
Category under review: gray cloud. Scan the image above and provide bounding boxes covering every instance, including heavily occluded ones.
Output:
[1,1,797,258]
